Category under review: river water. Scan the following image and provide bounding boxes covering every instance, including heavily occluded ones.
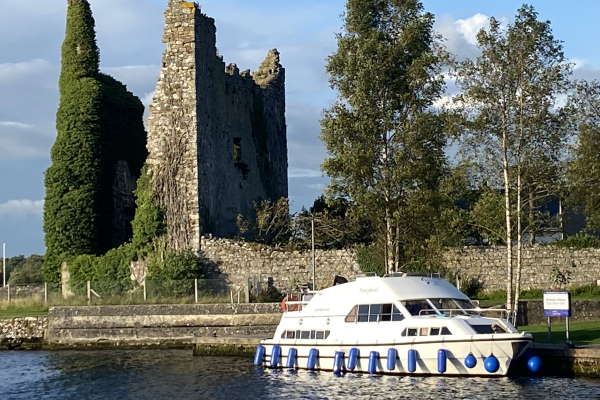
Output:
[0,350,598,399]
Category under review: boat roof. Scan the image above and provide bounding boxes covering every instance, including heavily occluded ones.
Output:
[302,275,470,314]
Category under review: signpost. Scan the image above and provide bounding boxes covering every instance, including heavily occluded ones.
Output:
[543,291,572,343]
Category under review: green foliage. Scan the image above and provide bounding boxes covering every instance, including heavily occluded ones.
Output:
[357,244,386,276]
[58,0,99,81]
[69,243,136,294]
[568,81,600,232]
[321,0,447,272]
[7,255,44,285]
[295,196,374,249]
[96,74,147,251]
[551,234,600,249]
[45,59,103,282]
[131,167,165,252]
[44,0,147,282]
[470,189,506,245]
[147,250,204,281]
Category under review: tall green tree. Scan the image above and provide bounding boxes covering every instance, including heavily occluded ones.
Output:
[568,80,600,232]
[321,0,446,273]
[44,0,103,282]
[455,5,571,320]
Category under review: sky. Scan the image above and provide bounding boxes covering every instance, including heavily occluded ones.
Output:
[1,0,600,257]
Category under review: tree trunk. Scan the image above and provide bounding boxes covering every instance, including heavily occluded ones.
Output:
[502,132,514,316]
[513,171,523,325]
[528,189,535,246]
[385,206,393,274]
[559,197,564,240]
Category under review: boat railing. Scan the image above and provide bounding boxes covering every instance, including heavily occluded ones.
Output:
[280,291,316,312]
[418,307,511,319]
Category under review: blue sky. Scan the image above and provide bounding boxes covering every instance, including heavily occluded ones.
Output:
[1,0,599,256]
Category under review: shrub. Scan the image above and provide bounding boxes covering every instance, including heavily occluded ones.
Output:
[550,233,600,249]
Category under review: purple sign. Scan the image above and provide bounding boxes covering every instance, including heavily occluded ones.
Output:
[543,291,571,318]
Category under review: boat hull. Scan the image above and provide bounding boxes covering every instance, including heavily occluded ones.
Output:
[259,337,533,376]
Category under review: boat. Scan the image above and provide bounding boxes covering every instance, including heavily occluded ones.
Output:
[253,273,542,376]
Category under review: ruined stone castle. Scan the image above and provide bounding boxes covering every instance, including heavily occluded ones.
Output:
[147,1,288,252]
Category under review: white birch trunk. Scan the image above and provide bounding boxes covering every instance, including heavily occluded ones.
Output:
[502,132,514,315]
[513,171,523,325]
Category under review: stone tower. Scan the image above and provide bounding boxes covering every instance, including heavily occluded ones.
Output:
[147,1,288,252]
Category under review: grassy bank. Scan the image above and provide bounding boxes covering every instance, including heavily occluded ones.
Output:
[521,320,600,345]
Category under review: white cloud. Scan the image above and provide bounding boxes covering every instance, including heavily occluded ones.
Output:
[0,59,53,85]
[0,200,44,217]
[289,168,323,179]
[0,121,34,130]
[102,65,160,88]
[455,14,490,46]
[0,121,52,159]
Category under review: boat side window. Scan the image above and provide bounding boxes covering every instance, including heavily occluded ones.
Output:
[357,305,369,322]
[300,331,310,339]
[392,305,404,321]
[324,330,331,339]
[441,327,452,335]
[419,327,429,336]
[310,330,316,339]
[406,328,418,336]
[315,331,324,340]
[430,327,440,335]
[401,300,434,316]
[345,306,358,322]
[369,304,381,322]
[380,304,392,321]
[347,303,404,323]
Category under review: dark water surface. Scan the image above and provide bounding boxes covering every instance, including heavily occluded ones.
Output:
[0,350,599,399]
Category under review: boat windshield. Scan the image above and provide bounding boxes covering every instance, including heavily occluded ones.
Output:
[402,298,478,316]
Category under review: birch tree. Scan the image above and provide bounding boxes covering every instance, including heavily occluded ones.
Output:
[455,5,571,320]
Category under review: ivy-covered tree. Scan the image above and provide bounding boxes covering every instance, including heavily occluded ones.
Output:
[44,0,147,282]
[321,0,446,273]
[44,0,103,282]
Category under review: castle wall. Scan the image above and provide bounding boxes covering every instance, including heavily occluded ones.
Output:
[148,1,288,251]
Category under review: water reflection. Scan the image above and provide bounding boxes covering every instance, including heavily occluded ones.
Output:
[0,350,598,399]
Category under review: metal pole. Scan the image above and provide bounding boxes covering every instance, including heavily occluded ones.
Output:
[311,215,316,290]
[44,282,48,305]
[7,283,10,303]
[143,280,147,302]
[566,316,570,343]
[2,242,6,287]
[547,316,552,341]
[87,281,91,305]
[194,279,198,304]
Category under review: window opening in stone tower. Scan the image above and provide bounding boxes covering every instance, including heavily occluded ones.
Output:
[233,137,242,162]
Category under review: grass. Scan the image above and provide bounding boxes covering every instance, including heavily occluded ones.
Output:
[0,299,49,319]
[0,293,233,319]
[474,284,600,307]
[520,320,600,345]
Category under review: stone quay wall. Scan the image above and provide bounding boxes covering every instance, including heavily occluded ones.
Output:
[200,237,362,293]
[444,247,600,292]
[0,317,47,349]
[47,303,280,346]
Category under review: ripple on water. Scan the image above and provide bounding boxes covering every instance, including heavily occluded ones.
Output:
[0,350,598,399]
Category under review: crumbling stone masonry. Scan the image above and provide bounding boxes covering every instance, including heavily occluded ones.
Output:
[147,0,288,251]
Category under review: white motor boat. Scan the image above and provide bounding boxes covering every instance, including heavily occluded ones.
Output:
[254,274,541,376]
